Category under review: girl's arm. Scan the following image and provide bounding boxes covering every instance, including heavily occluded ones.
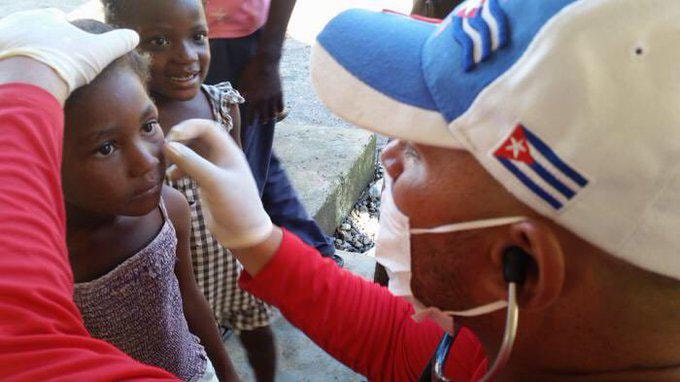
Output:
[229,103,243,149]
[163,186,239,382]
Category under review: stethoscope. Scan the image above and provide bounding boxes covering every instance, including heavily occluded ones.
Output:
[430,247,529,381]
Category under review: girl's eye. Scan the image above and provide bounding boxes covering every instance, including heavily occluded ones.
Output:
[95,142,116,157]
[142,120,160,136]
[193,33,207,43]
[148,37,170,47]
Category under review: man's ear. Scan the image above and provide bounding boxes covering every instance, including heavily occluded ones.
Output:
[489,219,565,309]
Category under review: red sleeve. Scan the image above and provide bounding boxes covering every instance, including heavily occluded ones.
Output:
[0,84,177,381]
[240,229,488,381]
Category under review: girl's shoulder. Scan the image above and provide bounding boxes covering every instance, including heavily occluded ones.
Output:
[201,82,243,132]
[161,186,190,234]
[202,81,244,106]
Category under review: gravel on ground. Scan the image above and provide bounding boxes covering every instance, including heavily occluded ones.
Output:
[334,156,385,253]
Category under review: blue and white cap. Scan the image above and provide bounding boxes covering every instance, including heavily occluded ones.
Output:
[311,0,680,280]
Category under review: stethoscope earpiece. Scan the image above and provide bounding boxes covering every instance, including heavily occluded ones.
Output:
[432,247,530,381]
[502,246,531,285]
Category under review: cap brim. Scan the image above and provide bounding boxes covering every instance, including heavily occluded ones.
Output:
[312,9,462,149]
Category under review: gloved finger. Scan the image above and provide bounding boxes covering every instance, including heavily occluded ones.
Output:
[166,119,245,167]
[165,118,223,144]
[97,28,140,63]
[168,120,248,163]
[165,164,186,182]
[163,141,223,188]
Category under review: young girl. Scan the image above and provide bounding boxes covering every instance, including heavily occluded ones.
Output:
[101,2,278,380]
[63,20,238,382]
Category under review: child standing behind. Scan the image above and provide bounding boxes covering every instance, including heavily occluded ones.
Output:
[64,20,238,382]
[101,2,277,380]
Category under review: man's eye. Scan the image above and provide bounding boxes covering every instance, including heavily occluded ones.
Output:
[95,142,116,157]
[193,33,207,43]
[142,120,160,136]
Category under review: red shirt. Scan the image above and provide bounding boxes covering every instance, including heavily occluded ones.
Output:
[0,84,176,381]
[240,229,488,381]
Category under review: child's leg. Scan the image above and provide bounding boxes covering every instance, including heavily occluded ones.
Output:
[239,326,277,382]
[222,252,277,381]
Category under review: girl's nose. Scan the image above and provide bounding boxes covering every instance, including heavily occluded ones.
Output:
[380,140,405,181]
[174,40,198,63]
[129,141,161,178]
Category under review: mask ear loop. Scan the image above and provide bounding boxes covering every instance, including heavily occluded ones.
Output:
[433,247,529,381]
[432,284,519,382]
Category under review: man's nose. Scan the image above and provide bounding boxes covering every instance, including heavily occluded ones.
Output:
[381,140,405,181]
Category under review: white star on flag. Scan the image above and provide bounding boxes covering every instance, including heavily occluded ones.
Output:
[504,137,527,159]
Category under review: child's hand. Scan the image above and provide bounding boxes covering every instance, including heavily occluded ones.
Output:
[0,8,139,95]
[164,119,273,250]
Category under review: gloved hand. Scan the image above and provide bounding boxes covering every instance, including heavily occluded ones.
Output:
[164,119,274,249]
[0,8,139,94]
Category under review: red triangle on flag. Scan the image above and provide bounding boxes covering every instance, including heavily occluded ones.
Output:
[494,124,534,164]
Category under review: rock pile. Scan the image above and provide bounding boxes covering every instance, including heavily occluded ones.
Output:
[334,163,384,253]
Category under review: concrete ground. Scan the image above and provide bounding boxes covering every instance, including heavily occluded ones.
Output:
[1,1,391,380]
[225,251,377,381]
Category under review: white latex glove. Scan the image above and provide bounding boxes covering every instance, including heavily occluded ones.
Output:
[164,119,273,249]
[0,8,139,94]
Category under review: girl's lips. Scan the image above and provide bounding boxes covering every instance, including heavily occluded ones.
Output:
[169,72,200,84]
[132,183,161,199]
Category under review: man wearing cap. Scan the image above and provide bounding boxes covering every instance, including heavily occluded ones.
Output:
[165,0,680,380]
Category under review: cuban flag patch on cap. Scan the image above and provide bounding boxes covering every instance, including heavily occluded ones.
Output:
[493,124,589,210]
[451,0,510,71]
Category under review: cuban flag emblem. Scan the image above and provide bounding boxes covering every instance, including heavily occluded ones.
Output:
[493,124,589,210]
[451,0,509,71]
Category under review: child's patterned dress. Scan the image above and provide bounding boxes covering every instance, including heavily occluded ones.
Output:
[167,82,272,332]
[74,200,208,382]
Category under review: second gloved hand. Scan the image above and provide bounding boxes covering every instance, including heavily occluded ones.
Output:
[164,119,273,249]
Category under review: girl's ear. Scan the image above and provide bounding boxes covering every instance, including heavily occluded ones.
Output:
[488,219,565,309]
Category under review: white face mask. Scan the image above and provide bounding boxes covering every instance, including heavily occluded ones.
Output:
[374,175,525,333]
